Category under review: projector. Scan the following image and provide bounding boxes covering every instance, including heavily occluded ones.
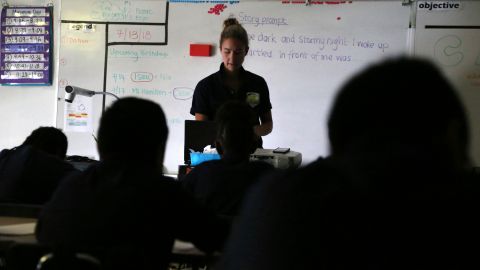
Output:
[250,148,302,169]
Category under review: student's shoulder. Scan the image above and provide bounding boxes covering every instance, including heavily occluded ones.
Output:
[6,145,75,172]
[244,161,275,176]
[148,174,183,189]
[183,160,225,179]
[0,148,14,162]
[256,158,334,191]
[283,157,340,183]
[196,159,224,168]
[7,145,32,157]
[249,160,274,169]
[188,160,226,176]
[0,147,13,156]
[35,150,77,172]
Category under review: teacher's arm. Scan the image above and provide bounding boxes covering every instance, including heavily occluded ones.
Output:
[255,110,273,137]
[195,113,209,121]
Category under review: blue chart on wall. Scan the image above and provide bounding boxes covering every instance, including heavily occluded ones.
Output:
[0,6,53,85]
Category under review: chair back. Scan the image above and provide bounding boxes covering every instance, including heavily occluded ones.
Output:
[0,203,41,218]
[36,251,101,270]
[5,243,101,270]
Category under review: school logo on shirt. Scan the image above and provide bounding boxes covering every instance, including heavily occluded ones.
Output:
[246,92,260,108]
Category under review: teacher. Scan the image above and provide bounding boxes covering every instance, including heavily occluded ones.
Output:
[190,18,273,147]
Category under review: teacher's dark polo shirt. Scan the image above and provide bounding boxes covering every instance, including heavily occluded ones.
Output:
[190,64,272,124]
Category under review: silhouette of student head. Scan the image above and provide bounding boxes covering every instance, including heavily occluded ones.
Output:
[214,101,257,160]
[97,97,168,167]
[327,57,470,169]
[22,127,68,159]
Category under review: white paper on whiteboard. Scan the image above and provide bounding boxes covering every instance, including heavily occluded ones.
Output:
[64,96,94,133]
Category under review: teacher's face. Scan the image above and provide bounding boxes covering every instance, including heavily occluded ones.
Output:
[221,38,248,73]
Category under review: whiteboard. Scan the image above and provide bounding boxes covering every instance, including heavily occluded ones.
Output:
[414,1,480,165]
[56,0,410,173]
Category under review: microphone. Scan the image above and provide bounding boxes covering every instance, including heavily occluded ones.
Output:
[64,85,120,103]
[65,85,96,103]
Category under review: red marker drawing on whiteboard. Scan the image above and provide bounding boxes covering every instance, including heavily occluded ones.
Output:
[282,1,353,4]
[208,4,227,15]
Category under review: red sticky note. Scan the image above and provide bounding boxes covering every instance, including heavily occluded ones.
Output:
[190,44,212,57]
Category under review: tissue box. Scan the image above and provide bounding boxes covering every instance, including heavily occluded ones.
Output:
[190,152,221,166]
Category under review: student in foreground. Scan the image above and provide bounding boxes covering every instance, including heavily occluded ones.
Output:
[182,101,274,216]
[218,58,479,269]
[0,127,78,205]
[36,98,229,270]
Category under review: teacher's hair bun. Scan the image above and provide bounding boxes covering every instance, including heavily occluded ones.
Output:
[224,18,240,29]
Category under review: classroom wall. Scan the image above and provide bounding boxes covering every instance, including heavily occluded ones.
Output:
[1,0,479,173]
[54,0,410,173]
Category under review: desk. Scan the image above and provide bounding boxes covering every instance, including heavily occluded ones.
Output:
[0,217,217,269]
[0,217,36,226]
[0,216,37,270]
[0,217,37,252]
[170,241,220,269]
[179,148,303,179]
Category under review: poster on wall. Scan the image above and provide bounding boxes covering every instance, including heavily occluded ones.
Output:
[0,6,53,85]
[64,97,94,133]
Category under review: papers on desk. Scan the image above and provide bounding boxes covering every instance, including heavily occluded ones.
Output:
[0,222,36,236]
[173,240,197,253]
